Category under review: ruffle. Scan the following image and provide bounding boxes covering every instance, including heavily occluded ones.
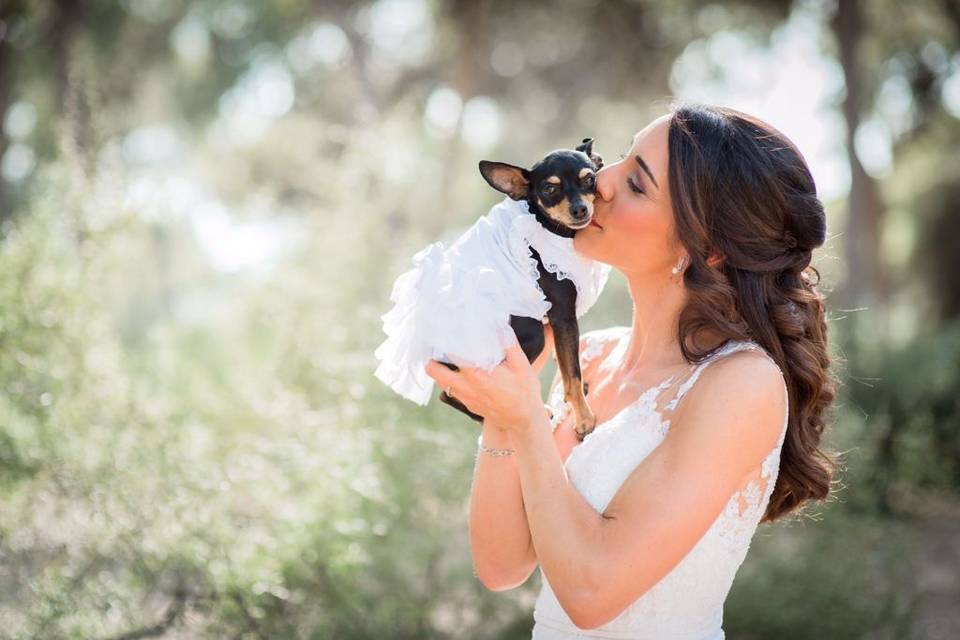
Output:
[374,196,611,406]
[509,210,611,317]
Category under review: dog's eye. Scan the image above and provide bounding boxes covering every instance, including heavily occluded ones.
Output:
[583,175,595,188]
[542,184,558,195]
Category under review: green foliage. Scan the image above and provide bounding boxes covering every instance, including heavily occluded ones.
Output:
[0,159,535,637]
[0,162,939,639]
[840,318,960,506]
[726,507,921,639]
[0,0,958,637]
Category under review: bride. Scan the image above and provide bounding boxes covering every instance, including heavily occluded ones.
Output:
[425,102,839,638]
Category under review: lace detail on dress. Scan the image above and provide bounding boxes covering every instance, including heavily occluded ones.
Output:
[532,329,790,639]
[509,208,612,318]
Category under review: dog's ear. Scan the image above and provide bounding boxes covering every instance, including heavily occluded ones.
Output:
[576,137,603,170]
[479,161,530,200]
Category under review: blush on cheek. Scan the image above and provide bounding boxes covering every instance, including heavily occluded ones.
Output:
[623,214,672,254]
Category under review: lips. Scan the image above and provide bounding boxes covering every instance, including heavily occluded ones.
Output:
[589,219,603,230]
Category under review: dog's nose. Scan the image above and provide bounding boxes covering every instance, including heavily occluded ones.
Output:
[572,203,589,219]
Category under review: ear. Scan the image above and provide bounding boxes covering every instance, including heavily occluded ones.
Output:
[576,137,603,170]
[479,161,530,200]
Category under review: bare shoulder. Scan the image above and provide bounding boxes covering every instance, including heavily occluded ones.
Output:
[705,345,785,385]
[670,346,787,468]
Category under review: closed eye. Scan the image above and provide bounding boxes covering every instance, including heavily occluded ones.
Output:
[620,151,645,194]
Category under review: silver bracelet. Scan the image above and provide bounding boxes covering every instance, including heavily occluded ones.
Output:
[477,433,515,456]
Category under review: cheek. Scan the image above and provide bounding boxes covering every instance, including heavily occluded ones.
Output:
[600,207,675,272]
[613,206,671,254]
[574,202,675,267]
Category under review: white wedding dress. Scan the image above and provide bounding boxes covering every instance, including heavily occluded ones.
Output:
[532,326,790,640]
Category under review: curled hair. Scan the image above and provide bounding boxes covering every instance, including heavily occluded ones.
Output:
[667,102,842,523]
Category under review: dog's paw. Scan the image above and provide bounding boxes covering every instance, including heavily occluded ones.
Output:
[574,413,597,442]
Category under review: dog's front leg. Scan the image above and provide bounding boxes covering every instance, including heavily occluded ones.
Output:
[547,307,596,442]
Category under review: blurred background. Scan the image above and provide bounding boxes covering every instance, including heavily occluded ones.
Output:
[0,0,958,637]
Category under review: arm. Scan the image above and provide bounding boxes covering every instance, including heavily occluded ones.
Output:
[510,351,787,629]
[469,324,558,590]
[469,421,538,590]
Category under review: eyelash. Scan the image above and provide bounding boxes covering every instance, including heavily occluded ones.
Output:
[620,152,645,195]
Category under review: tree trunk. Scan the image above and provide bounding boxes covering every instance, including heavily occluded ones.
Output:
[0,3,20,229]
[436,0,486,232]
[52,0,94,176]
[830,0,889,317]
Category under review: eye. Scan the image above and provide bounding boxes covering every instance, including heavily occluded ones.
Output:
[583,175,595,188]
[627,176,645,195]
[542,184,558,195]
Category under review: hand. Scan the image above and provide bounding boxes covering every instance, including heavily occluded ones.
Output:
[425,330,549,435]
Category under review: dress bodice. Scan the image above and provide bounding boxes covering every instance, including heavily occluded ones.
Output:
[532,326,789,640]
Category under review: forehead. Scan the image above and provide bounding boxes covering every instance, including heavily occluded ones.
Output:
[532,150,594,177]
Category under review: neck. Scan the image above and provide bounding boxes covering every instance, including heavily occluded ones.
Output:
[620,270,691,372]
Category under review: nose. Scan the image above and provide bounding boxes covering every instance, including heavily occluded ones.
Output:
[595,165,614,202]
[571,202,589,219]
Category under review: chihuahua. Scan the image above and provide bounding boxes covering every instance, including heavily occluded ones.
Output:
[437,138,604,442]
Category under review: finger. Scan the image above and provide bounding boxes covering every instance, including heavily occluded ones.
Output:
[424,359,457,387]
[542,323,555,352]
[445,353,473,374]
[504,339,532,372]
[498,329,528,368]
[532,333,554,373]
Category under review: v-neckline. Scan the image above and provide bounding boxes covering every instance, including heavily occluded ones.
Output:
[578,374,679,443]
[581,330,686,432]
[562,374,681,472]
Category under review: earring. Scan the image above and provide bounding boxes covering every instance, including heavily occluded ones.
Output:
[671,256,687,275]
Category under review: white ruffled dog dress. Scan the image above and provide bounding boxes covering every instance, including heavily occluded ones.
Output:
[374,195,612,405]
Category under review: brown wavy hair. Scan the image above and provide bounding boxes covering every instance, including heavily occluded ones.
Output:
[666,102,842,523]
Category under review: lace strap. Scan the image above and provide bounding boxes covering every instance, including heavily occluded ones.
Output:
[664,340,779,413]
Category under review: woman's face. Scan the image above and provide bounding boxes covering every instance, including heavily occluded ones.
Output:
[573,114,681,278]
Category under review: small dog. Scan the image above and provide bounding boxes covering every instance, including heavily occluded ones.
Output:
[438,138,604,442]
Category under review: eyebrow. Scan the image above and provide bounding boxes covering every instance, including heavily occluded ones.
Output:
[635,155,658,190]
